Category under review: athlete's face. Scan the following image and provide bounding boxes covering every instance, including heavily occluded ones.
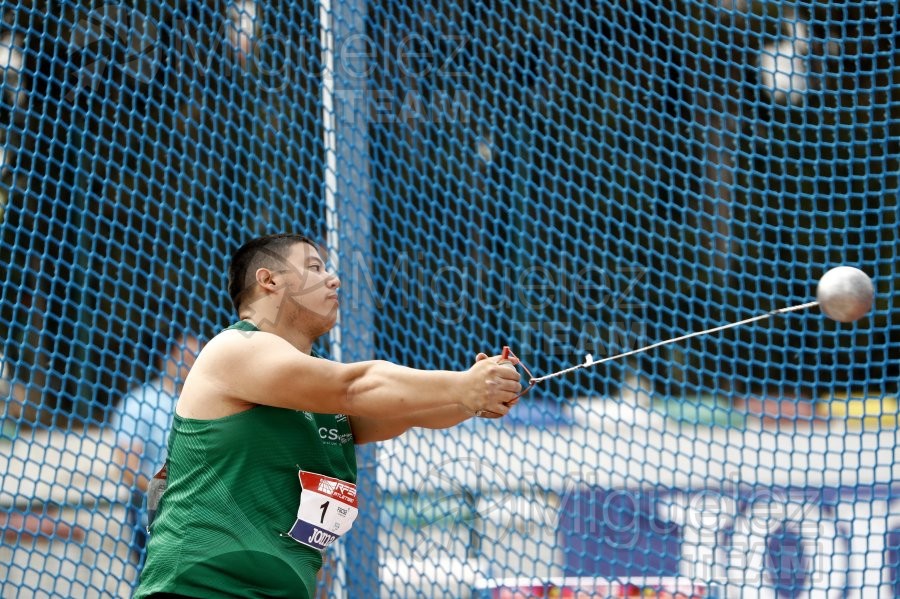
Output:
[277,242,341,335]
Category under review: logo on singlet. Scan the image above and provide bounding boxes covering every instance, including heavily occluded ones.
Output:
[318,427,353,444]
[308,529,337,547]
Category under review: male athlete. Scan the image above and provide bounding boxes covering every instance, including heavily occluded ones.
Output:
[134,233,521,598]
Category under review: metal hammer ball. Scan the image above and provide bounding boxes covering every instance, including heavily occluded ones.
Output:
[816,266,874,323]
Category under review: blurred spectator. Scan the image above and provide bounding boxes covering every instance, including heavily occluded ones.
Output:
[0,28,25,108]
[0,350,45,436]
[109,333,200,564]
[0,26,25,181]
[757,16,810,105]
[0,350,14,436]
[226,0,259,69]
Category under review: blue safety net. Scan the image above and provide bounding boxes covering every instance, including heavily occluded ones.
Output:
[0,2,898,598]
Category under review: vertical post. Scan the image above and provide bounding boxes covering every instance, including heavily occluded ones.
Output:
[320,0,377,595]
[72,164,94,420]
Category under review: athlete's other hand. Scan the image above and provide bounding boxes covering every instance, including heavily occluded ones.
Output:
[464,352,521,419]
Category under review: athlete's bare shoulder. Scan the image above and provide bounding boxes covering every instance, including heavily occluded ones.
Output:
[174,328,270,420]
[176,328,332,419]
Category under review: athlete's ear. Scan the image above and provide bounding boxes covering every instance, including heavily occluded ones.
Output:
[255,267,278,290]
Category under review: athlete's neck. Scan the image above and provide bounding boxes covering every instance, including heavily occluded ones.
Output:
[240,317,314,354]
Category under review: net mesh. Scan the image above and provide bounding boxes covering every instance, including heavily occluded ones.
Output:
[1,1,898,597]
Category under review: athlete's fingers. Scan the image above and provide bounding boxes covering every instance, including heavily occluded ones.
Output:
[493,364,521,381]
[494,379,523,395]
[480,403,510,418]
[477,410,506,419]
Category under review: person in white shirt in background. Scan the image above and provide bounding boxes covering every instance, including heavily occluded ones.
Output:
[109,334,201,565]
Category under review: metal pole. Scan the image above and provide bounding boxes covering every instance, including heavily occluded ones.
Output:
[320,0,377,595]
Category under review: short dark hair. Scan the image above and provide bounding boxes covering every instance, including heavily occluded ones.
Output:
[227,233,317,313]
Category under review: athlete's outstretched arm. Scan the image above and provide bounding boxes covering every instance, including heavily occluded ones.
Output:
[349,353,518,444]
[182,330,521,419]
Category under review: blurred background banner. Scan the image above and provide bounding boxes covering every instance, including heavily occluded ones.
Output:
[1,1,899,597]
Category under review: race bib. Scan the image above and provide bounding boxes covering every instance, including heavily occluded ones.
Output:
[287,470,358,551]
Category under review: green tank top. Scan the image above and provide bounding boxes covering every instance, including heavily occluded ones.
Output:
[134,321,358,599]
